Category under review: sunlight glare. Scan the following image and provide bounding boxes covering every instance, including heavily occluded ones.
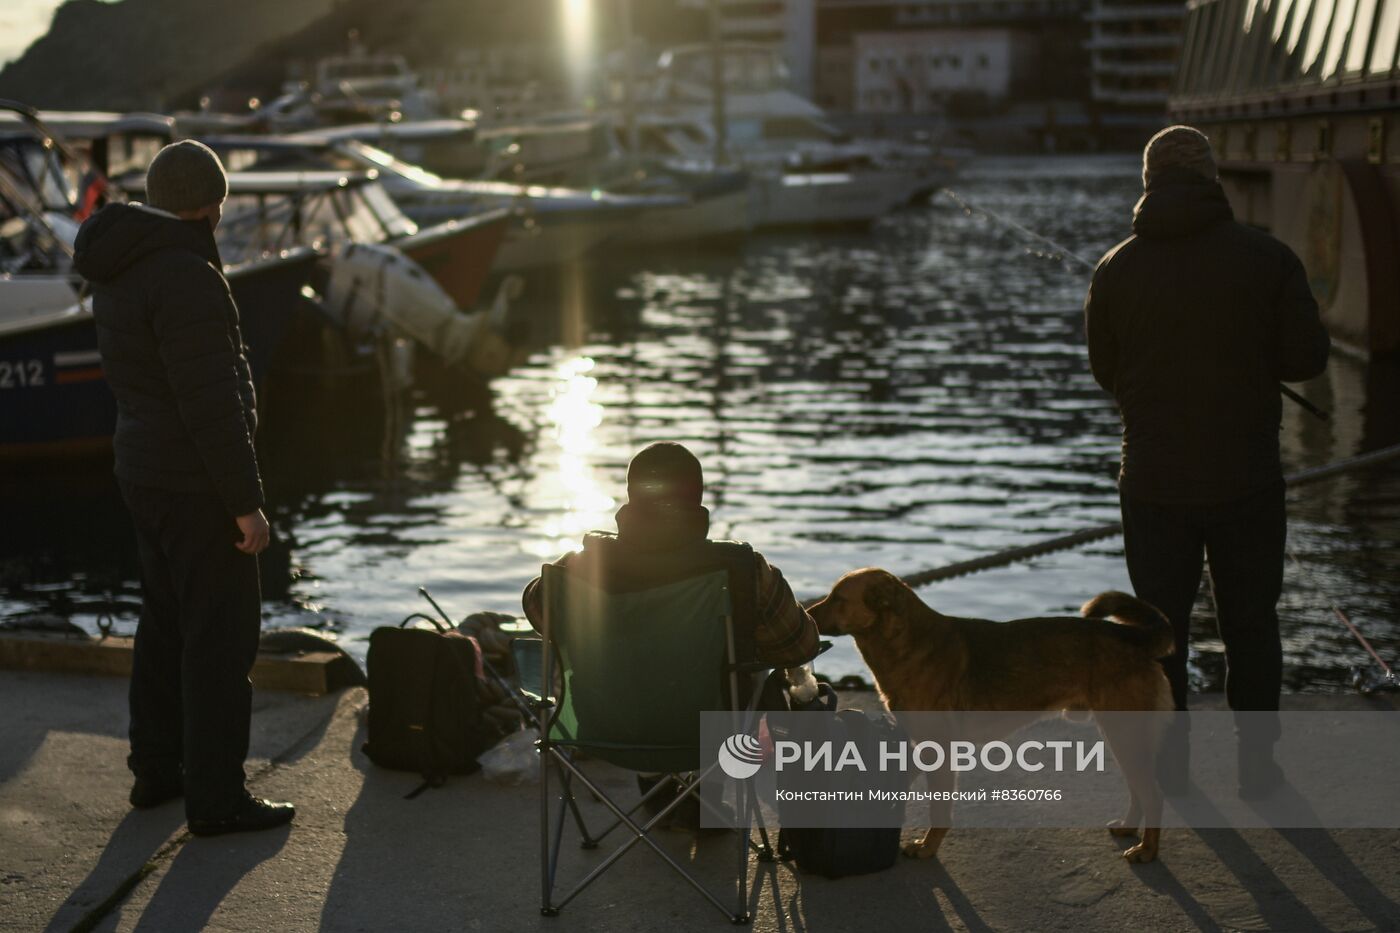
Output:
[525,356,615,557]
[561,0,594,101]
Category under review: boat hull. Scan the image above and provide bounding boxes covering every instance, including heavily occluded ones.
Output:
[609,185,752,246]
[750,170,921,229]
[491,216,617,273]
[0,309,114,460]
[0,249,319,461]
[395,210,509,310]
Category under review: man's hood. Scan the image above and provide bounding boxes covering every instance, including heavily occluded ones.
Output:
[73,202,221,283]
[1131,167,1234,240]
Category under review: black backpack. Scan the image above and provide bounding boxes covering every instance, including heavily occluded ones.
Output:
[777,709,907,879]
[362,620,504,792]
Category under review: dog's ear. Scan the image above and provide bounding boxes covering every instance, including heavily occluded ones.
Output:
[861,571,906,626]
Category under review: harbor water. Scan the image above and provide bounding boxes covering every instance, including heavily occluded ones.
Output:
[3,154,1397,693]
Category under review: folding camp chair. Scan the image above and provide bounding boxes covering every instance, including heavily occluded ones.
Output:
[527,562,773,923]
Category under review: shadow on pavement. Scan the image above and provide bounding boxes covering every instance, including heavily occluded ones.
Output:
[126,827,291,932]
[42,807,186,933]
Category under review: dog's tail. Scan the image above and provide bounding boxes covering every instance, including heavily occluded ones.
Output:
[1081,591,1174,658]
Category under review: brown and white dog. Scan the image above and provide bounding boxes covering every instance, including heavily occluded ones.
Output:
[808,568,1174,863]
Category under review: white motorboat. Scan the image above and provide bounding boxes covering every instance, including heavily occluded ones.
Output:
[208,131,743,265]
[378,116,761,245]
[625,44,955,226]
[115,168,518,377]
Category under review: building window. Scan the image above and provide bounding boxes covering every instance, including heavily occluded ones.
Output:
[977,54,990,69]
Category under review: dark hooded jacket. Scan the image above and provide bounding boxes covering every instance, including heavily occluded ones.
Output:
[1084,168,1330,505]
[520,502,820,668]
[74,203,263,516]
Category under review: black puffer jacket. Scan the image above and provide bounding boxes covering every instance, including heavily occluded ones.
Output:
[74,204,263,516]
[1085,167,1330,505]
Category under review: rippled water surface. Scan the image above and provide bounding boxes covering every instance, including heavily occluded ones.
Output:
[5,155,1398,693]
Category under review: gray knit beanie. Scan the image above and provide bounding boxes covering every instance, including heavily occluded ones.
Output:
[1142,125,1217,188]
[146,140,228,213]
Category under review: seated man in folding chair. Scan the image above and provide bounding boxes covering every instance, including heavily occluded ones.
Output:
[522,441,821,829]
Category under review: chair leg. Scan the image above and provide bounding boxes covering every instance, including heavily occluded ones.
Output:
[735,781,753,924]
[752,806,775,862]
[577,771,689,846]
[548,757,745,921]
[540,732,557,916]
[556,760,598,848]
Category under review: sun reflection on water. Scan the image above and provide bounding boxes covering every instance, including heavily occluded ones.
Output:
[525,356,615,558]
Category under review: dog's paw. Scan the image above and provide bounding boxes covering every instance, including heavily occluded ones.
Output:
[1106,820,1139,838]
[1121,841,1158,864]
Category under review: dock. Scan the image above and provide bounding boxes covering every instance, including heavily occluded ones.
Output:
[0,632,357,696]
[4,673,1399,932]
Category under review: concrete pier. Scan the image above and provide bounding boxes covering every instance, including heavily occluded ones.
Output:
[3,673,1398,932]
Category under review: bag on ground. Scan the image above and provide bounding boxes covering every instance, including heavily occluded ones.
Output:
[777,709,906,879]
[362,624,506,785]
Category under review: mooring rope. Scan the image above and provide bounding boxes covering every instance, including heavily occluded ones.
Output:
[875,443,1400,691]
[896,441,1400,588]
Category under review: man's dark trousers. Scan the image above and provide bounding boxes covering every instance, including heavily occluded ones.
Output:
[1120,482,1285,723]
[121,481,261,820]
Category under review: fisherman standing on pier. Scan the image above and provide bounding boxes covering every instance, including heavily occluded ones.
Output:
[1084,126,1330,795]
[74,141,294,835]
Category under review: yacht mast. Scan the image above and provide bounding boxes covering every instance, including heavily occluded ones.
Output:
[709,0,727,165]
[620,0,639,158]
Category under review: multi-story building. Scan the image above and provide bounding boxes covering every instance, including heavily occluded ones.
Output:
[680,0,818,98]
[852,29,1036,112]
[1086,0,1183,113]
[816,0,1089,113]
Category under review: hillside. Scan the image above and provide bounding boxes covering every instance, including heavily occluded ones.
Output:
[0,0,336,110]
[0,0,710,112]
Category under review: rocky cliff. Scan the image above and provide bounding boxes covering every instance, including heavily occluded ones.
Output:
[0,0,708,112]
[0,0,335,110]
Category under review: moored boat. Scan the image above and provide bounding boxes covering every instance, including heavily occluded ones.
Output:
[0,249,320,461]
[0,100,325,460]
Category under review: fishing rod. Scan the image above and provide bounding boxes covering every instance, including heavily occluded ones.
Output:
[1285,551,1397,695]
[939,188,1332,422]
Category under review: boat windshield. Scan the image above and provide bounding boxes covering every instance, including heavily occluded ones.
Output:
[0,141,76,213]
[0,184,71,274]
[218,181,415,262]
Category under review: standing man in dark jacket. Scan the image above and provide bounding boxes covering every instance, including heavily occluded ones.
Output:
[1084,126,1330,795]
[74,141,294,835]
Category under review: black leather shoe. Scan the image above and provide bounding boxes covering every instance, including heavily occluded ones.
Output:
[129,774,184,809]
[188,795,295,837]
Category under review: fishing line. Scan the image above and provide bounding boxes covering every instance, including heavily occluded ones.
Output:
[939,187,1095,270]
[1285,548,1397,694]
[938,186,1331,423]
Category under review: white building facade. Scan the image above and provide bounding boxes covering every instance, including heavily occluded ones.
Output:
[852,29,1033,112]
